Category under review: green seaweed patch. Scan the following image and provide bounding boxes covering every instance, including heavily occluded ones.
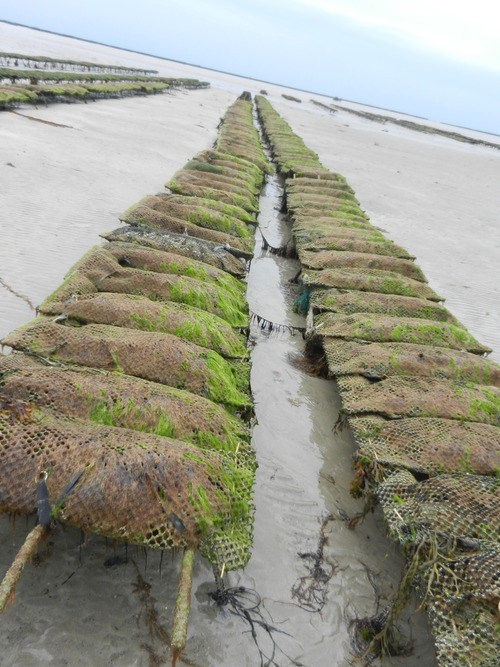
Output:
[205,351,251,412]
[167,278,248,327]
[184,448,254,544]
[185,159,224,174]
[186,208,253,238]
[89,395,177,437]
[469,388,500,425]
[389,321,487,351]
[173,308,248,358]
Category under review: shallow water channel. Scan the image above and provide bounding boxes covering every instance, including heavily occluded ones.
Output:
[0,152,438,667]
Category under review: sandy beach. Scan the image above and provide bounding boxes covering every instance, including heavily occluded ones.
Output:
[0,22,498,667]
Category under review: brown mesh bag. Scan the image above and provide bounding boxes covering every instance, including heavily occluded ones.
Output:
[336,375,500,425]
[216,106,270,174]
[285,176,355,195]
[38,246,248,328]
[0,352,251,456]
[311,312,490,354]
[193,149,266,187]
[100,227,248,278]
[376,471,499,667]
[166,170,258,213]
[40,292,248,359]
[288,170,348,181]
[321,339,500,385]
[348,415,500,477]
[286,190,360,210]
[97,240,248,311]
[295,234,414,259]
[426,550,500,667]
[293,223,387,244]
[376,471,499,544]
[151,194,254,238]
[182,159,261,194]
[289,204,367,226]
[119,199,254,252]
[103,241,248,289]
[157,193,257,223]
[293,219,374,238]
[0,409,254,569]
[298,249,427,282]
[169,168,260,202]
[293,210,371,227]
[303,268,443,301]
[309,289,460,324]
[2,319,251,412]
[215,139,270,175]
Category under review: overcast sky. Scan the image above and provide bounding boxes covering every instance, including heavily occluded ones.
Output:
[1,0,499,134]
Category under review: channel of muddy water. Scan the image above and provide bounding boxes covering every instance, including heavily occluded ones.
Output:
[0,129,437,667]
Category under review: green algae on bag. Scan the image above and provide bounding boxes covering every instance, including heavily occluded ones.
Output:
[349,415,500,478]
[303,267,443,301]
[310,312,490,354]
[2,319,252,412]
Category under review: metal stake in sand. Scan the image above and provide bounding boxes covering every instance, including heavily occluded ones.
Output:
[171,547,195,666]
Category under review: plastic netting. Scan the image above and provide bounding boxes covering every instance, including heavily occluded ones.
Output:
[292,212,372,229]
[336,375,500,425]
[295,234,414,259]
[103,240,249,288]
[311,312,490,354]
[376,471,499,544]
[376,472,499,667]
[298,249,427,282]
[285,175,354,195]
[100,226,248,278]
[303,267,443,301]
[40,292,248,359]
[309,289,460,324]
[3,318,251,413]
[192,149,266,189]
[167,169,259,213]
[120,198,254,252]
[0,352,252,457]
[0,409,254,569]
[321,339,500,385]
[348,415,500,477]
[38,245,249,328]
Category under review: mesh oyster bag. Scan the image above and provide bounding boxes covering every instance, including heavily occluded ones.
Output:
[321,339,500,385]
[311,312,491,354]
[309,288,460,324]
[336,375,500,425]
[0,352,252,457]
[303,267,443,301]
[0,409,254,570]
[297,249,427,282]
[101,226,248,278]
[375,472,499,667]
[348,415,500,477]
[40,292,248,359]
[3,318,251,412]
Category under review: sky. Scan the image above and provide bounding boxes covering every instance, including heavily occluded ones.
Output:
[1,0,499,134]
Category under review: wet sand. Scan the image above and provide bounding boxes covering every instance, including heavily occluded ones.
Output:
[0,22,498,667]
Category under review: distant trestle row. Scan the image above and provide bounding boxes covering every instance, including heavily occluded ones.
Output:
[0,52,208,108]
